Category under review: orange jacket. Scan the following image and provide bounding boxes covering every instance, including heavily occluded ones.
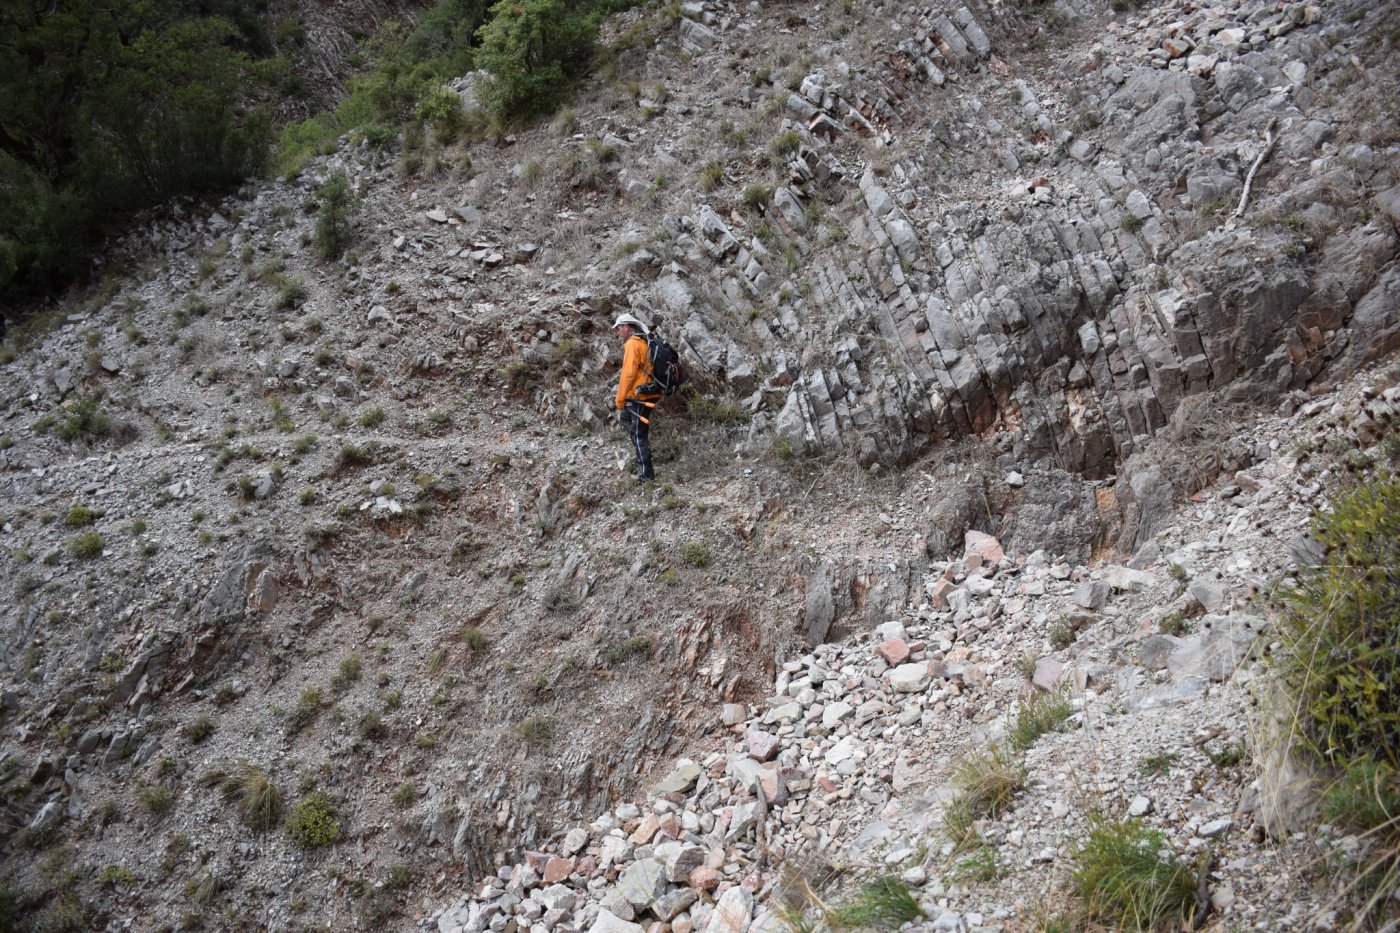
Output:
[615,334,661,408]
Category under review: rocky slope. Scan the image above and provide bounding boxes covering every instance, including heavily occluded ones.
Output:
[421,363,1400,933]
[0,0,1397,928]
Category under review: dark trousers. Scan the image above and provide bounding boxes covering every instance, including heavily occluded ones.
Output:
[621,399,656,480]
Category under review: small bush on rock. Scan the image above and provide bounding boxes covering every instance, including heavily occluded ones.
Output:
[286,792,340,848]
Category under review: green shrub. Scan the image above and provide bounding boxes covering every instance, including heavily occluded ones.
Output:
[680,541,711,566]
[514,717,552,744]
[54,394,110,442]
[415,84,465,139]
[274,278,307,310]
[64,505,99,526]
[286,792,340,847]
[739,184,771,213]
[182,714,216,744]
[331,653,362,692]
[1120,213,1145,233]
[770,129,801,158]
[689,396,751,423]
[1069,817,1199,930]
[1322,759,1400,832]
[138,784,175,816]
[99,864,135,887]
[391,782,418,808]
[0,12,272,305]
[602,635,652,665]
[285,687,323,735]
[1275,475,1400,766]
[461,626,490,652]
[699,161,724,191]
[314,171,355,260]
[336,443,371,469]
[475,0,600,119]
[359,406,387,428]
[69,531,104,559]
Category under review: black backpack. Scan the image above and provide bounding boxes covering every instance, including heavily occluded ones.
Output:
[644,332,686,396]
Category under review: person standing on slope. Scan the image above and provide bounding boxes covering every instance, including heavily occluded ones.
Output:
[612,313,663,481]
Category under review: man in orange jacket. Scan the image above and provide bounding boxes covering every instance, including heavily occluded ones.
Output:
[613,313,663,481]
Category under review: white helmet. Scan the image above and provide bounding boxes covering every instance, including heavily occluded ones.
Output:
[612,313,649,334]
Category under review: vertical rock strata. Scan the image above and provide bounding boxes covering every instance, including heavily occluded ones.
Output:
[663,0,1398,476]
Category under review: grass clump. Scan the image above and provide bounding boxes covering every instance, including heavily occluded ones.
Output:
[460,626,489,653]
[391,782,417,809]
[138,784,175,816]
[53,393,109,442]
[330,653,362,692]
[1137,752,1178,777]
[181,715,216,744]
[202,762,283,832]
[285,687,324,735]
[942,744,1025,852]
[948,845,1005,884]
[603,635,652,665]
[515,717,552,744]
[1068,817,1200,930]
[826,875,923,929]
[286,792,340,848]
[1008,687,1074,752]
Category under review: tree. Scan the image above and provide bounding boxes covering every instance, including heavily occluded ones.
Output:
[474,0,599,119]
[314,171,355,260]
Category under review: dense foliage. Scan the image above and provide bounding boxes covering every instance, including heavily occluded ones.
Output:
[0,0,279,304]
[1,0,639,310]
[1279,474,1400,767]
[1274,472,1400,927]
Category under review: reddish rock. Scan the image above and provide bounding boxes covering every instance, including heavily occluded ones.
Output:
[758,768,789,806]
[963,530,1004,563]
[816,774,838,793]
[874,638,911,666]
[655,814,681,842]
[542,856,574,884]
[630,814,660,844]
[746,729,780,762]
[1163,37,1193,58]
[928,578,956,609]
[689,867,722,891]
[523,851,550,873]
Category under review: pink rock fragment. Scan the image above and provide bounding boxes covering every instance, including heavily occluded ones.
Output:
[542,856,574,884]
[746,729,780,762]
[874,639,910,666]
